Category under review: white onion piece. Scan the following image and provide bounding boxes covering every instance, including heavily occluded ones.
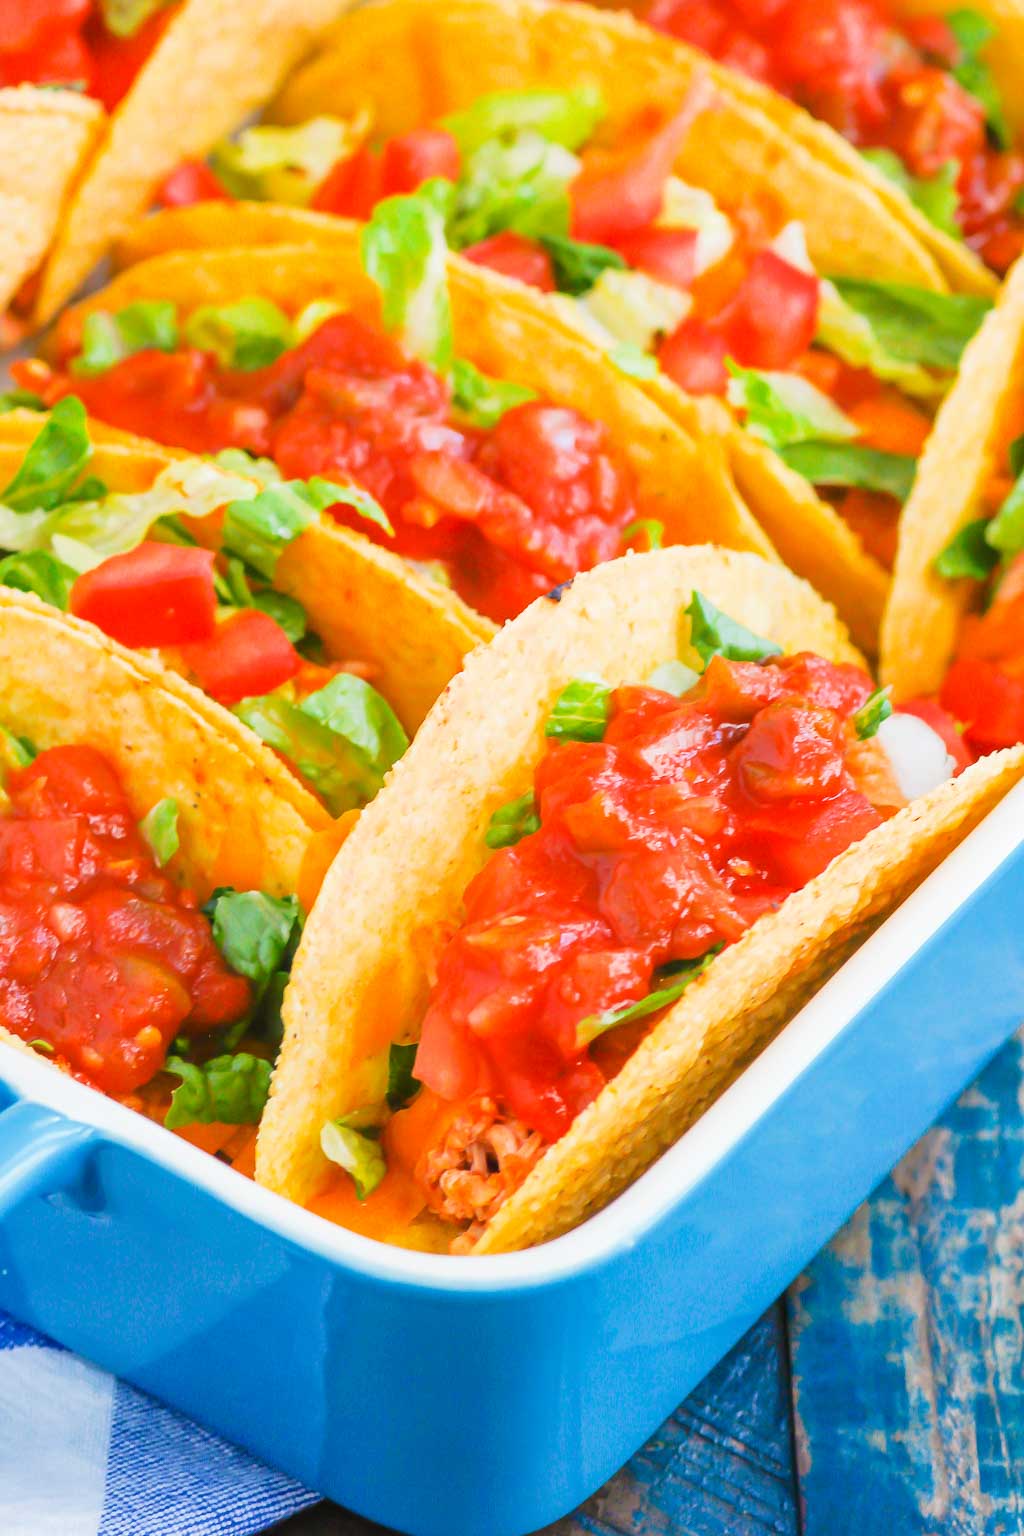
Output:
[877,713,956,801]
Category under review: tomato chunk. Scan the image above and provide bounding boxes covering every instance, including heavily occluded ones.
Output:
[379,128,460,196]
[158,159,232,209]
[182,608,301,705]
[0,744,250,1094]
[71,542,217,648]
[461,231,556,292]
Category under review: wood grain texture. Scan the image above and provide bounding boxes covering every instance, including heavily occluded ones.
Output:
[269,1308,798,1536]
[790,1028,1024,1536]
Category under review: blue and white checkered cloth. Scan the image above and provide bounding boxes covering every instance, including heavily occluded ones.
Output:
[0,1311,319,1536]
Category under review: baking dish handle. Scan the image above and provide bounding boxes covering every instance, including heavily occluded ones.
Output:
[0,1098,98,1220]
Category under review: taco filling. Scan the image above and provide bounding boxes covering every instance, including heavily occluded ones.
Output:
[923,405,1024,751]
[24,283,647,625]
[0,400,408,811]
[0,0,178,111]
[642,1,1024,273]
[305,594,963,1251]
[0,728,303,1170]
[155,86,991,570]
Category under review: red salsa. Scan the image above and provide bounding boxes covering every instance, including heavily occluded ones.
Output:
[0,0,176,110]
[643,0,1024,272]
[0,743,250,1094]
[318,644,957,1249]
[32,314,641,623]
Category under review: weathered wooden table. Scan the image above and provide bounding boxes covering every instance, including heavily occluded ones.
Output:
[271,1027,1024,1536]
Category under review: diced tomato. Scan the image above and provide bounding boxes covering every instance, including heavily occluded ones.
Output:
[941,657,1024,750]
[379,128,460,196]
[411,649,904,1167]
[720,249,820,370]
[0,744,250,1094]
[611,225,698,290]
[571,96,707,242]
[658,315,729,394]
[86,4,175,112]
[182,608,301,705]
[0,0,89,54]
[157,159,232,209]
[461,231,556,292]
[311,144,381,218]
[70,542,217,648]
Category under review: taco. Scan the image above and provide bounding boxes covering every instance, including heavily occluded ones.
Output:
[21,225,805,645]
[3,0,351,325]
[0,86,101,318]
[0,399,485,827]
[119,0,997,649]
[632,0,1024,285]
[0,582,330,1172]
[255,546,1023,1254]
[880,253,1024,756]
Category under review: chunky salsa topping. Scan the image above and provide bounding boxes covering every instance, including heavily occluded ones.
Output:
[0,0,177,110]
[0,400,408,812]
[160,87,990,571]
[932,403,1024,749]
[311,599,962,1249]
[0,740,250,1093]
[0,728,306,1159]
[643,0,1024,272]
[30,303,642,624]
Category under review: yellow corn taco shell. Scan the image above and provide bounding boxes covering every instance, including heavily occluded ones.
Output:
[0,408,490,739]
[53,241,782,587]
[0,585,323,902]
[111,208,889,653]
[272,0,952,293]
[30,0,355,325]
[880,256,1024,700]
[256,545,1024,1248]
[0,86,101,315]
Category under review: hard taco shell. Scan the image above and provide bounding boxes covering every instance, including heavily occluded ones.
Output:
[110,210,888,652]
[0,408,489,739]
[30,0,355,325]
[52,241,781,583]
[0,87,101,316]
[255,545,1024,1249]
[880,256,1024,700]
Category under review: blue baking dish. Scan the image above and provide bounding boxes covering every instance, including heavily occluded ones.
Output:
[2,781,1024,1536]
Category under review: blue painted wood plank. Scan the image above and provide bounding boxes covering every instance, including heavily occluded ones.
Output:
[540,1304,798,1535]
[789,1028,1024,1536]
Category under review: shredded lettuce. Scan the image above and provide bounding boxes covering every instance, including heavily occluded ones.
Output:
[97,0,173,38]
[860,147,962,239]
[827,278,989,372]
[948,9,1010,148]
[779,441,917,501]
[448,133,577,247]
[541,233,625,296]
[485,791,540,849]
[0,397,92,511]
[815,281,944,399]
[647,659,701,696]
[222,475,390,580]
[235,675,408,815]
[362,183,454,369]
[139,797,179,866]
[210,115,367,205]
[853,687,893,741]
[442,87,604,156]
[726,363,858,449]
[0,549,77,609]
[164,1053,272,1130]
[72,301,179,377]
[184,298,294,371]
[577,948,719,1047]
[320,1118,387,1199]
[545,676,612,741]
[451,358,535,428]
[582,268,689,353]
[935,517,1000,580]
[686,591,781,667]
